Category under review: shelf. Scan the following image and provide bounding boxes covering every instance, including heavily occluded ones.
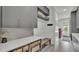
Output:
[37,6,49,21]
[38,6,49,16]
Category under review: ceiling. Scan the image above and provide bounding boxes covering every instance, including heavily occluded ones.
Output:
[54,6,77,20]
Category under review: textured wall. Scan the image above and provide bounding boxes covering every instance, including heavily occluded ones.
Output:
[34,7,56,44]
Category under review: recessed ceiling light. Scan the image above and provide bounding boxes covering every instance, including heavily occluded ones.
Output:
[64,9,66,11]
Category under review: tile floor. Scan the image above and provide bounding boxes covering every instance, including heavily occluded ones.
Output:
[41,37,79,52]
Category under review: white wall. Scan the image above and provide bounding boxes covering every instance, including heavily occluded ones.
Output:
[0,28,33,42]
[34,18,48,37]
[49,7,56,42]
[34,7,56,44]
[58,18,70,28]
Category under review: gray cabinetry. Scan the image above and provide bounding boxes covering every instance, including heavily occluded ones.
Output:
[76,7,79,28]
[2,6,37,28]
[0,6,2,28]
[70,10,79,35]
[70,11,77,33]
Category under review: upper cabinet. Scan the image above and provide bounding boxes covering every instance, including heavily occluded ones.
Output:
[2,6,37,28]
[37,6,49,21]
[70,11,77,33]
[76,7,79,28]
[0,6,2,28]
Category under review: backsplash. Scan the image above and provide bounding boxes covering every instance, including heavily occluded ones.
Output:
[0,28,33,42]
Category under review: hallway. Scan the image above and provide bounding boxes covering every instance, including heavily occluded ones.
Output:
[41,37,75,52]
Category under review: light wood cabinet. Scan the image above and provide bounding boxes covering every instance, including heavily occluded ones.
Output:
[41,38,51,49]
[29,40,40,52]
[23,45,29,52]
[16,48,23,52]
[10,38,51,52]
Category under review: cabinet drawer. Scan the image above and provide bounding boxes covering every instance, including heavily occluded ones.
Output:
[16,48,23,52]
[31,45,40,52]
[30,41,40,48]
[41,39,49,45]
[23,45,29,52]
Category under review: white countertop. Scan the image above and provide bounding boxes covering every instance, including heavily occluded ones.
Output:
[72,33,79,41]
[0,36,45,52]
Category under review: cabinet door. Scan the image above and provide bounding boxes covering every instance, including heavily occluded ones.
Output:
[76,7,79,28]
[2,6,37,28]
[0,6,2,28]
[70,11,77,33]
[20,6,37,28]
